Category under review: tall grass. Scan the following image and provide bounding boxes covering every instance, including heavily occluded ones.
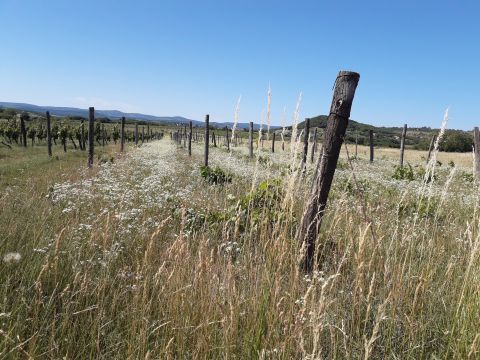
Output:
[0,131,479,359]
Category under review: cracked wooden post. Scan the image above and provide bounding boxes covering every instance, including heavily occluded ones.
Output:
[302,118,311,168]
[120,116,125,152]
[249,121,254,158]
[311,128,317,163]
[88,107,95,168]
[297,71,360,272]
[188,121,192,156]
[400,124,407,167]
[204,115,209,167]
[369,130,374,162]
[474,127,480,183]
[271,132,275,153]
[46,111,52,157]
[426,134,436,164]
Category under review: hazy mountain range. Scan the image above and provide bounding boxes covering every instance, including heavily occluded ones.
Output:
[0,102,278,130]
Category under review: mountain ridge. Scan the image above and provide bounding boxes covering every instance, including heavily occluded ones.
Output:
[0,102,277,130]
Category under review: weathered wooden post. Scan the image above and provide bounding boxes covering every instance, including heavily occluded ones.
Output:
[297,71,360,272]
[226,126,230,151]
[311,128,317,163]
[400,124,407,167]
[46,111,52,157]
[474,127,480,183]
[120,116,125,152]
[135,124,139,146]
[142,126,145,143]
[188,121,192,156]
[249,121,254,158]
[147,124,150,142]
[426,134,436,164]
[369,130,374,162]
[102,124,106,146]
[212,131,217,147]
[20,114,27,147]
[183,124,187,147]
[271,132,275,153]
[204,115,209,167]
[88,107,95,168]
[302,118,311,167]
[80,120,85,151]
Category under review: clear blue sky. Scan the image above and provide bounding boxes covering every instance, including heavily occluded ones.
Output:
[1,0,479,129]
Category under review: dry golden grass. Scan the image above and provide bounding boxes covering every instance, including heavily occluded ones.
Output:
[0,137,479,359]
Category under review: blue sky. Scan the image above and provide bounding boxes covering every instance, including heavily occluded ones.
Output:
[1,0,479,129]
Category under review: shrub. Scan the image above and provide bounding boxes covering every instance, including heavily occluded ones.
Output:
[200,165,232,185]
[392,163,415,181]
[462,171,475,183]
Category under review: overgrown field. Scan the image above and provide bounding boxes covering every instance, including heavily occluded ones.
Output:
[1,135,479,359]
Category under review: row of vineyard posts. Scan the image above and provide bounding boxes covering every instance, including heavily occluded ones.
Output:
[168,70,479,272]
[0,108,164,166]
[168,115,439,172]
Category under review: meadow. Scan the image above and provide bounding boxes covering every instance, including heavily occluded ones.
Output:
[1,127,479,359]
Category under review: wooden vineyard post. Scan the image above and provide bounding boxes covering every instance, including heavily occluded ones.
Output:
[147,124,150,142]
[297,71,360,272]
[102,124,105,146]
[474,127,480,183]
[426,135,436,164]
[249,121,254,158]
[120,116,125,152]
[226,126,230,151]
[135,124,139,146]
[183,124,187,147]
[302,118,311,168]
[212,131,217,147]
[271,132,275,153]
[311,128,317,163]
[88,107,95,168]
[400,124,407,167]
[188,121,192,156]
[369,130,374,162]
[142,126,145,144]
[20,114,27,147]
[204,115,209,167]
[46,111,52,157]
[81,120,85,151]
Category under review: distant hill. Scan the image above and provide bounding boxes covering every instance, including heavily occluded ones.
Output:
[0,102,274,130]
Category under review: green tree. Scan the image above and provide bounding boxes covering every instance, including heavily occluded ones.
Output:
[439,131,472,152]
